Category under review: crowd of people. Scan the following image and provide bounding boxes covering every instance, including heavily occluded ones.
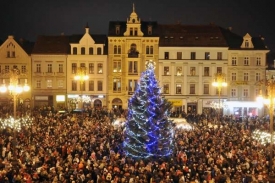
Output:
[0,107,274,183]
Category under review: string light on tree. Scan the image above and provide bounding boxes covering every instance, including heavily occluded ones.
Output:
[124,60,174,160]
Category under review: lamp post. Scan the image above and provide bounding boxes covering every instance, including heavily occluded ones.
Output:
[74,67,89,113]
[256,77,275,174]
[212,73,227,121]
[0,67,30,167]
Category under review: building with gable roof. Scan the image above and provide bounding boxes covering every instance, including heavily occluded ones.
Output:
[0,35,33,113]
[67,24,108,111]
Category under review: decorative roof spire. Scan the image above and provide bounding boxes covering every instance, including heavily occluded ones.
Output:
[133,3,135,12]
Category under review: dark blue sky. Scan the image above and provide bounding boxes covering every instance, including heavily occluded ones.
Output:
[1,0,274,53]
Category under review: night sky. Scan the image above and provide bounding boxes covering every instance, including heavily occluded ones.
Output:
[1,0,275,58]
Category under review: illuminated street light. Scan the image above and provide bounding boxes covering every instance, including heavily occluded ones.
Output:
[212,72,227,121]
[0,67,31,167]
[0,68,30,118]
[256,77,275,173]
[74,67,89,111]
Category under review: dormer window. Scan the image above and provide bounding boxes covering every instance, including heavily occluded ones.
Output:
[241,33,254,48]
[130,28,133,36]
[245,40,249,48]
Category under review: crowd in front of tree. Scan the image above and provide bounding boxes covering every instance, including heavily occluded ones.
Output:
[0,106,273,183]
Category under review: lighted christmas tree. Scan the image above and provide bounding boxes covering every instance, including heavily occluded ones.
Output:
[123,60,174,160]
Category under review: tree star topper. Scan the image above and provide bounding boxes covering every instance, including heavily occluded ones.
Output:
[145,60,156,70]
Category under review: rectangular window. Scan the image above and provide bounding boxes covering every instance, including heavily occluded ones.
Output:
[244,57,249,66]
[163,84,169,94]
[128,79,138,92]
[7,51,10,58]
[204,67,209,76]
[72,63,77,74]
[190,67,196,76]
[128,61,138,74]
[244,89,248,97]
[113,61,121,72]
[191,52,196,60]
[164,52,169,59]
[244,73,249,81]
[97,81,103,91]
[80,63,85,69]
[47,79,52,88]
[217,67,222,73]
[97,63,103,74]
[256,57,261,66]
[58,64,63,73]
[231,89,236,97]
[205,52,210,60]
[89,80,94,91]
[36,64,41,73]
[57,80,63,88]
[256,73,261,81]
[190,84,195,94]
[232,73,236,81]
[36,80,41,88]
[5,66,9,73]
[89,63,94,74]
[177,52,182,60]
[113,78,121,92]
[72,81,77,91]
[176,66,182,76]
[217,52,222,60]
[176,84,181,94]
[21,65,26,73]
[203,84,209,94]
[164,66,169,75]
[232,56,237,65]
[47,64,52,73]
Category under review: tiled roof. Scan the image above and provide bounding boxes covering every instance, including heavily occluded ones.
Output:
[32,34,108,54]
[158,24,228,47]
[16,38,35,54]
[32,35,70,54]
[108,21,159,37]
[219,27,268,50]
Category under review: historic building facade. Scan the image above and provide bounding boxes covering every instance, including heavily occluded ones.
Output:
[158,24,229,115]
[66,26,108,111]
[0,35,32,112]
[31,35,68,109]
[107,6,159,109]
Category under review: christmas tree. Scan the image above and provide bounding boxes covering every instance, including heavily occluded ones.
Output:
[123,60,175,160]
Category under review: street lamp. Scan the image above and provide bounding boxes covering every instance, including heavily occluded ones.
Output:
[256,77,275,174]
[0,67,30,167]
[0,68,30,118]
[74,67,89,111]
[212,72,227,121]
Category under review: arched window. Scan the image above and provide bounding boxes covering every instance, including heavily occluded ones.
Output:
[114,45,118,54]
[89,47,93,55]
[97,47,102,55]
[73,47,77,55]
[118,46,121,54]
[81,47,85,55]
